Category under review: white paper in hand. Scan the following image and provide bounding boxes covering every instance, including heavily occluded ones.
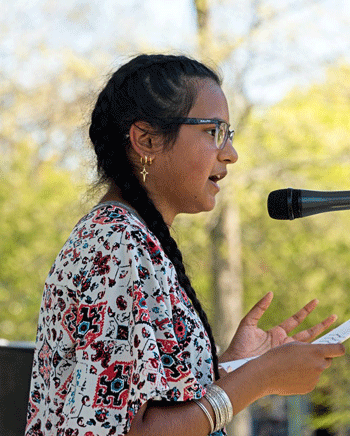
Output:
[219,318,350,373]
[219,355,259,373]
[312,319,350,344]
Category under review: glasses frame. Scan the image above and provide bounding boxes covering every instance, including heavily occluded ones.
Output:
[166,117,235,150]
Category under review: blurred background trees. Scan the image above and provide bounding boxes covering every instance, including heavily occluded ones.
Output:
[0,52,98,340]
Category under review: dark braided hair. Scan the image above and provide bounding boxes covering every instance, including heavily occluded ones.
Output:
[89,53,222,380]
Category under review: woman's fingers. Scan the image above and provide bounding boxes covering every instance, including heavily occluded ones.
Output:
[323,357,333,369]
[292,314,337,342]
[241,292,274,326]
[260,342,345,396]
[320,343,346,358]
[278,299,319,334]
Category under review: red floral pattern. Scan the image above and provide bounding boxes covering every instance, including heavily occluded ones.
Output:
[25,203,223,436]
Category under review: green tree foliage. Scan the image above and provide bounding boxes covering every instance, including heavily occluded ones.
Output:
[236,64,350,431]
[0,51,98,341]
[0,141,83,341]
[236,65,350,327]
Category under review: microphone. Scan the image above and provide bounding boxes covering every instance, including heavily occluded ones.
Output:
[268,188,350,220]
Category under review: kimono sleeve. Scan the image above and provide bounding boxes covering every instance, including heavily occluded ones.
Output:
[61,226,206,436]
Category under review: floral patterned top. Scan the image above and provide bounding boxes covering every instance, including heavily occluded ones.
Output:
[25,202,225,436]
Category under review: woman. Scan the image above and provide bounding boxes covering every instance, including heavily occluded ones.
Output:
[25,54,345,436]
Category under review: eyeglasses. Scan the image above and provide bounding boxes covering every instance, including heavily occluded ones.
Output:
[166,117,235,150]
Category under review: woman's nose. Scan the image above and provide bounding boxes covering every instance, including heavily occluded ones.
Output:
[219,139,238,164]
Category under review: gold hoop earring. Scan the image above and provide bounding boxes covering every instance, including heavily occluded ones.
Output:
[140,156,153,183]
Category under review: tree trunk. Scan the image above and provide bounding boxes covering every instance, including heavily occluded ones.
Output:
[193,1,250,433]
[210,202,250,436]
[194,0,210,53]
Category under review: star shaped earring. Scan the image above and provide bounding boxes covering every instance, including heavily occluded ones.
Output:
[140,156,153,183]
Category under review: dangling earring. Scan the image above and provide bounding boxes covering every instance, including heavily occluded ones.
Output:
[140,156,153,183]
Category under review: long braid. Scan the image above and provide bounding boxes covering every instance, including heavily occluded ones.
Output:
[123,179,220,380]
[89,54,221,380]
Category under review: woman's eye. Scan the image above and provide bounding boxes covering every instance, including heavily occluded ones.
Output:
[206,128,216,137]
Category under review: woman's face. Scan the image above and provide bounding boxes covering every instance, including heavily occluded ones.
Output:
[149,79,238,225]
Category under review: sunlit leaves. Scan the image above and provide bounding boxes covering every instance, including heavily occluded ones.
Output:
[0,140,85,341]
[0,54,95,341]
[232,63,350,430]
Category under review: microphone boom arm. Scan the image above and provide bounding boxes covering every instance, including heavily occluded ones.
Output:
[268,188,350,220]
[299,189,350,218]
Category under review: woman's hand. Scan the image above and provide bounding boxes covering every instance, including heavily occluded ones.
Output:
[256,341,345,396]
[220,292,338,362]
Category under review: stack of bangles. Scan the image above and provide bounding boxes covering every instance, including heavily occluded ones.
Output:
[194,384,233,434]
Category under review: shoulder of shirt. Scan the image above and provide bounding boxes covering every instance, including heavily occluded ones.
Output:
[73,202,162,246]
[83,202,144,227]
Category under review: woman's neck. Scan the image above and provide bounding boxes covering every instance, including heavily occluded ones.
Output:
[99,182,172,228]
[99,183,129,206]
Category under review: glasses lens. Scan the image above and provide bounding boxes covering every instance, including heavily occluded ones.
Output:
[216,123,227,149]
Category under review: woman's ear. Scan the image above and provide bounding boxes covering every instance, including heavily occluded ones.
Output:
[128,122,163,158]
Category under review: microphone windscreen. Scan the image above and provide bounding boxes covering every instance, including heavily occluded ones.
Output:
[267,189,290,220]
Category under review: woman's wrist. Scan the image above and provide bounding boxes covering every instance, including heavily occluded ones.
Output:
[215,356,267,414]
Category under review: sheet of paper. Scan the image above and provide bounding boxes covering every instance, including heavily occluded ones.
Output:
[219,318,350,373]
[312,319,350,344]
[219,356,258,372]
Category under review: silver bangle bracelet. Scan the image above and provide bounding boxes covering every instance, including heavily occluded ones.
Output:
[207,384,233,422]
[194,399,214,434]
[205,384,233,432]
[205,388,224,430]
[211,384,233,428]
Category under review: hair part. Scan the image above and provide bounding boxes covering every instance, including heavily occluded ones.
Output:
[89,53,222,380]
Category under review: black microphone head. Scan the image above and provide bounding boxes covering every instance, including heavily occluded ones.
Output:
[267,189,290,220]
